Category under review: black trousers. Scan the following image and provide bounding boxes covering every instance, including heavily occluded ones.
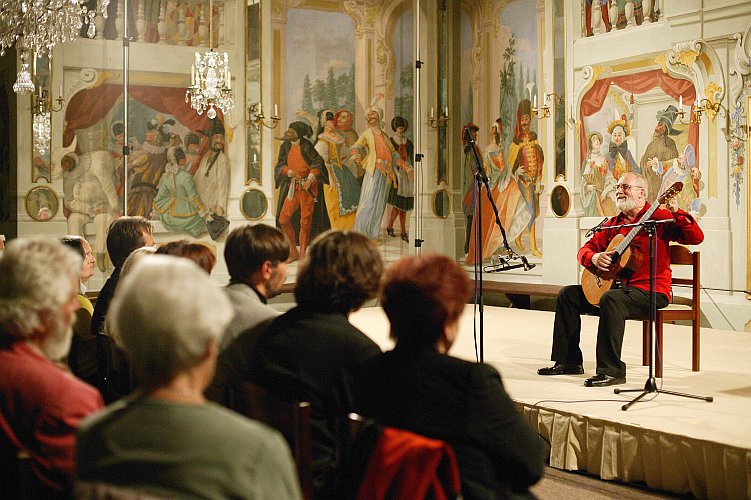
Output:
[550,285,668,378]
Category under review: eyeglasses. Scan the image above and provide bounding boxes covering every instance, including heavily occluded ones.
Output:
[615,184,644,192]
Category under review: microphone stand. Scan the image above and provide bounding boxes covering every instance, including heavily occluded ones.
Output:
[463,127,525,363]
[607,218,713,410]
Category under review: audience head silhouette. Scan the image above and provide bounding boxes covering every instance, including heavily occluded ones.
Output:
[156,239,216,274]
[106,216,154,269]
[0,237,82,360]
[110,255,232,390]
[382,253,470,351]
[294,230,382,314]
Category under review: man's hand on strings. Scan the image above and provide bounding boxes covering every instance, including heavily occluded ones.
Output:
[592,250,616,272]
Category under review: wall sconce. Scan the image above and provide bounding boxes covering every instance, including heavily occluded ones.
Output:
[428,107,448,129]
[677,96,720,125]
[532,93,564,119]
[247,102,280,130]
[32,86,65,115]
[676,96,748,142]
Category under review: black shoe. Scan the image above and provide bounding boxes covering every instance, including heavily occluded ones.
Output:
[584,373,626,387]
[387,228,396,237]
[537,362,584,376]
[401,232,409,243]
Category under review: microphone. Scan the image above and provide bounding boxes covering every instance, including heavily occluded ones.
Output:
[483,253,536,273]
[585,217,609,238]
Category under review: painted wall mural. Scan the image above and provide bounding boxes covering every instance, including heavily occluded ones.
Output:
[59,73,229,269]
[578,69,703,218]
[272,3,416,257]
[461,0,543,263]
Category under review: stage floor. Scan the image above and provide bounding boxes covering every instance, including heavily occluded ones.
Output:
[349,305,751,499]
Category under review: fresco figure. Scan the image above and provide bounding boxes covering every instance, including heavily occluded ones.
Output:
[461,122,481,256]
[314,109,360,231]
[275,121,329,260]
[194,125,230,218]
[606,115,639,181]
[641,105,680,202]
[581,131,616,216]
[184,132,203,176]
[467,119,521,264]
[62,151,120,271]
[508,99,544,258]
[153,146,208,237]
[351,104,402,241]
[127,116,172,218]
[653,144,702,213]
[385,116,414,243]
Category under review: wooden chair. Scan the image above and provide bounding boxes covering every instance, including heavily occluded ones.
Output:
[339,413,462,500]
[641,245,701,378]
[240,382,313,500]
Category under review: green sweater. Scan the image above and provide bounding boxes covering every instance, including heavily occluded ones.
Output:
[76,397,301,499]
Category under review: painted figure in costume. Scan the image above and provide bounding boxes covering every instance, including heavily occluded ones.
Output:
[641,105,680,201]
[194,124,231,218]
[127,116,172,217]
[466,119,521,264]
[351,104,403,241]
[385,116,414,243]
[153,146,208,237]
[184,132,203,176]
[606,115,640,181]
[508,99,544,258]
[314,109,360,231]
[653,143,702,213]
[275,121,330,260]
[581,131,616,216]
[108,121,126,206]
[461,122,481,255]
[62,151,120,271]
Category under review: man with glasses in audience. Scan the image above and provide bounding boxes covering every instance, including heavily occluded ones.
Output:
[538,172,703,387]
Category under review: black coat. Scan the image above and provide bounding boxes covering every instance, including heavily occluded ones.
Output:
[354,346,545,500]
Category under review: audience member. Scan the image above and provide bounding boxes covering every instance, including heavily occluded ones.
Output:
[244,230,382,498]
[76,255,301,499]
[90,216,154,337]
[354,254,545,499]
[60,235,98,386]
[156,239,217,274]
[0,237,103,497]
[220,224,290,351]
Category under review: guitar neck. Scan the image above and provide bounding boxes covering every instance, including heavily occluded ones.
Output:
[613,203,661,254]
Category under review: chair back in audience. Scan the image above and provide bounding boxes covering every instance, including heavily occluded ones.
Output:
[339,414,462,500]
[240,381,313,500]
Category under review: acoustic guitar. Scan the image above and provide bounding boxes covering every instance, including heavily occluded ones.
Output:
[581,182,683,306]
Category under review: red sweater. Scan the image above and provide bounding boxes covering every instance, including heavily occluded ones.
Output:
[0,341,103,491]
[578,204,704,298]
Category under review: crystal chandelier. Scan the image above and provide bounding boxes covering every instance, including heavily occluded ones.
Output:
[0,0,110,94]
[185,0,234,119]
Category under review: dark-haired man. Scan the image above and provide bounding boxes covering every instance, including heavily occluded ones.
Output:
[90,216,153,338]
[219,224,290,351]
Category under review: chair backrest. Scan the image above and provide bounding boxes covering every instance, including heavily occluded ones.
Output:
[668,245,700,316]
[341,414,462,500]
[240,381,313,500]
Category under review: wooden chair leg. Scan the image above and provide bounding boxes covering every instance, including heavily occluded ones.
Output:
[655,317,664,378]
[692,320,700,372]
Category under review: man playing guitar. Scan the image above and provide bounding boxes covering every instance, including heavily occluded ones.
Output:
[538,172,704,387]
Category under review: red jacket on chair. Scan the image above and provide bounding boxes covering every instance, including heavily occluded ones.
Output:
[357,427,461,500]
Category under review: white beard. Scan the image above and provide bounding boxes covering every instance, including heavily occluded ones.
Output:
[616,196,637,213]
[40,314,74,362]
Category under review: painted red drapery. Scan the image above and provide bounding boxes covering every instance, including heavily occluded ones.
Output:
[578,69,698,168]
[63,84,222,149]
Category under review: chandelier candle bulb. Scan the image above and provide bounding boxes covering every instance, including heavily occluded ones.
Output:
[274,104,278,117]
